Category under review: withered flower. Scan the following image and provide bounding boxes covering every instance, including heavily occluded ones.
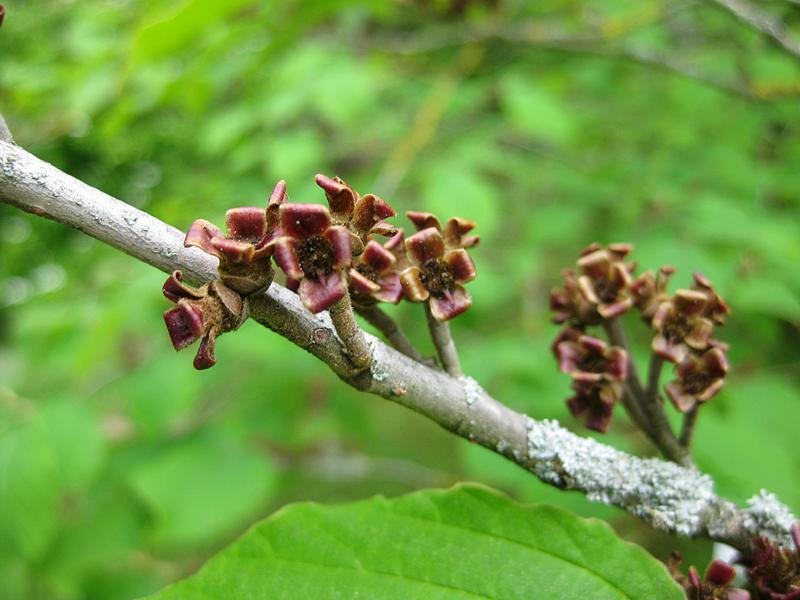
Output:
[314,174,396,255]
[684,560,750,600]
[269,203,352,313]
[552,328,628,432]
[349,231,405,306]
[184,180,286,295]
[575,242,635,319]
[652,289,715,363]
[748,523,800,599]
[665,346,728,412]
[401,224,477,321]
[692,272,731,325]
[162,271,245,370]
[631,265,675,322]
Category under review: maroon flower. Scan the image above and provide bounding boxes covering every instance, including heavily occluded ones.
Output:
[269,203,352,313]
[651,289,715,363]
[552,328,628,432]
[665,346,728,412]
[349,231,405,305]
[575,242,636,319]
[314,174,397,255]
[184,180,286,295]
[748,523,800,599]
[685,560,751,600]
[400,225,477,321]
[631,265,675,322]
[692,272,731,325]
[550,269,600,325]
[162,271,245,370]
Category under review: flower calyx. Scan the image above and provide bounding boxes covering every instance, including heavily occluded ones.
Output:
[314,174,397,255]
[184,180,287,295]
[400,213,477,321]
[269,203,352,313]
[162,271,246,370]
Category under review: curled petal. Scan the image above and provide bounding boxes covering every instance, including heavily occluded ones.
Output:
[556,341,583,373]
[163,271,203,302]
[298,271,347,313]
[444,249,476,284]
[406,211,441,232]
[444,216,476,244]
[280,203,331,239]
[665,381,696,412]
[697,378,725,403]
[225,207,267,243]
[685,318,713,350]
[375,273,404,304]
[384,230,407,261]
[352,193,376,233]
[210,237,255,264]
[269,180,287,205]
[577,249,611,280]
[271,237,303,280]
[703,347,729,377]
[362,240,396,272]
[606,347,629,381]
[598,297,633,319]
[325,225,352,270]
[315,174,356,219]
[428,285,471,321]
[674,289,708,315]
[373,197,395,220]
[164,303,204,350]
[369,220,399,237]
[193,331,217,370]
[652,335,687,363]
[350,269,381,295]
[400,267,429,302]
[405,227,445,266]
[577,275,600,304]
[184,219,223,256]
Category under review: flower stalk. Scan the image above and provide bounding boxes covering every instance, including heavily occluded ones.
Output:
[328,292,372,371]
[425,302,463,376]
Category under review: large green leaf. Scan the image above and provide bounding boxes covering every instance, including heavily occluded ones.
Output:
[146,484,682,599]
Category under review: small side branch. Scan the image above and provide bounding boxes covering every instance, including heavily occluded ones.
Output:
[425,303,463,376]
[328,293,372,371]
[680,404,700,448]
[355,303,426,363]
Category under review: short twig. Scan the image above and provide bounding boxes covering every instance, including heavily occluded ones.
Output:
[328,293,372,371]
[646,353,664,401]
[425,303,463,376]
[354,303,426,364]
[679,404,700,448]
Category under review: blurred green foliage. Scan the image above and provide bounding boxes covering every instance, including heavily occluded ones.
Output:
[1,0,800,598]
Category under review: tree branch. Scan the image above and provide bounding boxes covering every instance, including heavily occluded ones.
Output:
[0,139,795,553]
[709,0,800,62]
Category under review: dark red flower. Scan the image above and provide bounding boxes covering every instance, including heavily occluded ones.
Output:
[566,380,621,433]
[184,180,286,294]
[651,289,715,363]
[575,242,635,319]
[269,203,352,313]
[400,226,477,321]
[665,346,728,412]
[349,231,405,305]
[550,269,599,325]
[748,523,800,599]
[314,174,397,255]
[162,271,245,370]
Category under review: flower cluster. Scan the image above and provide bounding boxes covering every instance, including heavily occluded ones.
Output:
[669,553,750,600]
[551,328,628,432]
[162,175,480,368]
[747,523,800,599]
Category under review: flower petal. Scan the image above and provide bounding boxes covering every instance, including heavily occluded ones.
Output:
[405,227,445,266]
[665,381,696,412]
[315,174,356,219]
[704,561,736,586]
[444,249,476,284]
[598,297,633,318]
[269,179,287,205]
[280,203,331,239]
[325,225,352,270]
[685,318,713,349]
[210,237,255,264]
[577,249,611,279]
[429,285,471,321]
[363,240,396,273]
[184,219,223,256]
[697,378,724,403]
[444,216,476,245]
[374,273,404,304]
[349,269,381,295]
[225,207,267,243]
[298,271,347,313]
[406,211,441,232]
[271,237,304,280]
[193,331,217,370]
[163,270,203,303]
[400,267,429,302]
[652,335,687,363]
[369,220,399,237]
[163,303,203,350]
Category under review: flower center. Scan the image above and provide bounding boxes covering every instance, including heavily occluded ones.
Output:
[682,370,713,394]
[296,236,335,279]
[355,263,379,282]
[594,276,621,303]
[580,351,609,374]
[420,259,455,297]
[664,314,691,343]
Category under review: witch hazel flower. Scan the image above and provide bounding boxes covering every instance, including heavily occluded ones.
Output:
[665,346,729,412]
[314,174,397,255]
[184,180,287,295]
[552,327,628,432]
[349,231,405,306]
[162,271,245,369]
[269,203,352,313]
[400,213,477,321]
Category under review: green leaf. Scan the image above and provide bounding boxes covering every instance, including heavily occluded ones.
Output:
[146,484,682,599]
